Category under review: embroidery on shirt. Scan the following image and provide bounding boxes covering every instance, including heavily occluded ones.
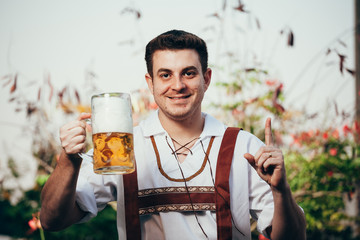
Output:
[138,186,215,196]
[138,186,216,215]
[139,203,216,215]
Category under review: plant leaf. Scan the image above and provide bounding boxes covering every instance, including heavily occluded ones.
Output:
[338,40,347,48]
[38,87,41,101]
[345,68,355,76]
[222,0,227,10]
[1,74,11,80]
[338,54,346,74]
[272,84,285,113]
[287,30,294,47]
[10,74,17,93]
[234,4,248,13]
[27,102,37,118]
[255,17,261,30]
[74,89,81,104]
[47,75,53,101]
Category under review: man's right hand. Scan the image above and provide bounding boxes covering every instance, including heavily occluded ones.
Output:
[59,112,91,155]
[40,113,90,231]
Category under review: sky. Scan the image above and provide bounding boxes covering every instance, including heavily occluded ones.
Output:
[0,0,355,194]
[0,0,354,106]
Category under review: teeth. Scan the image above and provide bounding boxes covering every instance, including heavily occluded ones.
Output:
[170,96,189,99]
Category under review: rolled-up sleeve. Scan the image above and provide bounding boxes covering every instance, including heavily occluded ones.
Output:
[75,152,119,223]
[76,173,98,223]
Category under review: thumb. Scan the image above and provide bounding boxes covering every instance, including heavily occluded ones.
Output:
[244,153,256,168]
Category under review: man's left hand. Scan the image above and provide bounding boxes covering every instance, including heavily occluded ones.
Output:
[244,118,287,191]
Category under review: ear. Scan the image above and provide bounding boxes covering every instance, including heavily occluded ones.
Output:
[145,73,154,94]
[203,68,212,91]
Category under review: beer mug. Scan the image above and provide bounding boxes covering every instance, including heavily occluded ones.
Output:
[90,92,135,174]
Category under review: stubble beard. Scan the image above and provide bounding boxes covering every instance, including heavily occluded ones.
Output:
[157,96,203,122]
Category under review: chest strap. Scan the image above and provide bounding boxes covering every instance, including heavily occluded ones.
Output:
[123,127,240,240]
[138,186,216,215]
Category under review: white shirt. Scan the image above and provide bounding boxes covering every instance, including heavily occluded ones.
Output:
[75,111,274,239]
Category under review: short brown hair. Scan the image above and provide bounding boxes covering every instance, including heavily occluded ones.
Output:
[145,30,208,77]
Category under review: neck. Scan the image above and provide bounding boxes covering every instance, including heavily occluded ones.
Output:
[158,111,204,142]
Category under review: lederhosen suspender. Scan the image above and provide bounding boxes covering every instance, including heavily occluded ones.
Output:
[123,127,241,240]
[215,127,240,240]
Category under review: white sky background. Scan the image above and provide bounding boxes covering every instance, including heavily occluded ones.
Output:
[0,0,355,191]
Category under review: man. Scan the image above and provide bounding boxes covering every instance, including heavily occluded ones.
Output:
[40,30,306,239]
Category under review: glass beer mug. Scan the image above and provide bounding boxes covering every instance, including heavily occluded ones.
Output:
[90,92,135,174]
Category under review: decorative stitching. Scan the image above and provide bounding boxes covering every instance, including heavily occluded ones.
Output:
[150,136,215,182]
[139,203,216,215]
[138,186,215,196]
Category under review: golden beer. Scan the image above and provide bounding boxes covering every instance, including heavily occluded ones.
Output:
[90,92,135,175]
[93,132,135,174]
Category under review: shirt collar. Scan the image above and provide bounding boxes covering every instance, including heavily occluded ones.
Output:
[200,113,226,138]
[140,110,165,137]
[140,110,226,138]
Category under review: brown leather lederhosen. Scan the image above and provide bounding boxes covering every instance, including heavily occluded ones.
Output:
[123,127,241,240]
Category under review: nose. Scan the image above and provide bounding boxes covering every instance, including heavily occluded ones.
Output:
[171,75,186,91]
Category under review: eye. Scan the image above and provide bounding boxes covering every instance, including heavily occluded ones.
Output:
[160,73,171,79]
[184,71,196,78]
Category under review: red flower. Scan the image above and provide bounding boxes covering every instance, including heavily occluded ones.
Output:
[322,132,329,140]
[308,130,314,138]
[332,129,339,139]
[27,212,42,235]
[291,134,301,147]
[279,83,284,90]
[265,79,278,86]
[329,148,337,156]
[349,191,355,200]
[343,124,352,136]
[259,234,270,240]
[327,171,334,177]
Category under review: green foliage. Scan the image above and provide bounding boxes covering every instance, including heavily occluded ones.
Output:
[213,64,360,238]
[286,136,360,238]
[0,179,117,240]
[0,190,37,238]
[41,205,117,240]
[7,157,20,178]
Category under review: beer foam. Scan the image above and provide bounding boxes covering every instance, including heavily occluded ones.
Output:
[91,96,133,134]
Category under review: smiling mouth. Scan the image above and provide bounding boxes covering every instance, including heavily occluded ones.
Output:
[168,95,191,99]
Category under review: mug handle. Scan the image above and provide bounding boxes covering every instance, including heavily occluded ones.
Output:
[78,118,93,162]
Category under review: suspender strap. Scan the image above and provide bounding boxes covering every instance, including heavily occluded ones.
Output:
[215,127,241,240]
[123,169,141,240]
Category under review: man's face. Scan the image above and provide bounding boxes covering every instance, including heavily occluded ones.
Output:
[145,49,211,121]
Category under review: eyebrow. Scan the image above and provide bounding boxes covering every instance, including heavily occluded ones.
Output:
[156,68,172,75]
[182,66,199,73]
[156,66,199,75]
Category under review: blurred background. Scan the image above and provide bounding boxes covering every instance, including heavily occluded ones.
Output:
[0,0,358,239]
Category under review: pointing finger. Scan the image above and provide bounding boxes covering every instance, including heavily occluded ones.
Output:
[265,117,273,146]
